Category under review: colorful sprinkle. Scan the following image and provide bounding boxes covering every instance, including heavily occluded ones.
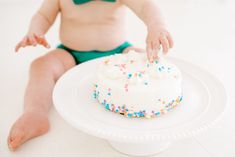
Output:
[124,83,129,92]
[93,83,183,118]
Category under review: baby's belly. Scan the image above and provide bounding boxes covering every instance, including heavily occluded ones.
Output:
[59,22,127,51]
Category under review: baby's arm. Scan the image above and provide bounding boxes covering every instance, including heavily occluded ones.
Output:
[120,0,173,61]
[15,0,60,52]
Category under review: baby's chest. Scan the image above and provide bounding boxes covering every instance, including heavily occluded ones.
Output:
[59,0,123,23]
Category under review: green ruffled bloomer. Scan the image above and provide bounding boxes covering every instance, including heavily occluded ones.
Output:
[57,42,132,65]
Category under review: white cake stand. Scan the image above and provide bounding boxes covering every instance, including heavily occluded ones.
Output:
[53,57,227,156]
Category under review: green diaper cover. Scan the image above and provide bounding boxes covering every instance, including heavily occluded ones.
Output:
[57,41,132,65]
[73,0,116,5]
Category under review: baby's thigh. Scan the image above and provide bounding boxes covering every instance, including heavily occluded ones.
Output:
[30,49,76,79]
[45,49,76,71]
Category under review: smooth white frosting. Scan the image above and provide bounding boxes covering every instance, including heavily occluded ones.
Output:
[94,51,182,117]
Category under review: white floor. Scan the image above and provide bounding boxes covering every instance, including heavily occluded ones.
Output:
[1,1,235,157]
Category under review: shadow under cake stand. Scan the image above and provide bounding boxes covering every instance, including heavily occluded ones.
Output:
[53,57,227,156]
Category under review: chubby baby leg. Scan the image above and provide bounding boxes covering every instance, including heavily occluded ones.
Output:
[122,46,145,54]
[8,49,76,151]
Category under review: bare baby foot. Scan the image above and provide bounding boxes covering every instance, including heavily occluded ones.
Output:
[8,112,50,151]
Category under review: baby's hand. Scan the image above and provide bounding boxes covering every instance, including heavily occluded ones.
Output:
[146,27,173,62]
[15,34,50,52]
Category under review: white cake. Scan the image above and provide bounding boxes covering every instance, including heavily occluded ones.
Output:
[93,51,183,118]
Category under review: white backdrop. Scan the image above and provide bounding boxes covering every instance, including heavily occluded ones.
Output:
[0,1,235,157]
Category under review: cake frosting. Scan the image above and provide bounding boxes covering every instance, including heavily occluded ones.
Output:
[93,51,183,118]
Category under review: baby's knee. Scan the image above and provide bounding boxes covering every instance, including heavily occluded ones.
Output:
[30,55,64,77]
[30,56,50,71]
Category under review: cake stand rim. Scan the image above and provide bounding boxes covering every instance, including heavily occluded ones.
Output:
[53,56,227,143]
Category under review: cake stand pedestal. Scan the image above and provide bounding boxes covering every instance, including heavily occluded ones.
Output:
[108,140,172,156]
[53,57,227,156]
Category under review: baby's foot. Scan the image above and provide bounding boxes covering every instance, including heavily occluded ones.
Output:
[8,112,50,151]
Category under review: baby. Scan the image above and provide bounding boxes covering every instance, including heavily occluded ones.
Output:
[8,0,173,151]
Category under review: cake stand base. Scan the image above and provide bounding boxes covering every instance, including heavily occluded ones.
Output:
[108,140,172,156]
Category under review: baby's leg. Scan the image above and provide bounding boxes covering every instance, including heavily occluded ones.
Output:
[122,46,145,54]
[8,49,76,151]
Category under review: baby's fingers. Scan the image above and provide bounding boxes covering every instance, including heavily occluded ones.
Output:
[166,33,174,48]
[146,43,154,62]
[28,36,37,47]
[160,34,169,54]
[34,34,50,48]
[15,37,28,52]
[15,42,22,52]
[152,42,160,60]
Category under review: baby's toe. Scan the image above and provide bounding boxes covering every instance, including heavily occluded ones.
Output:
[8,128,26,151]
